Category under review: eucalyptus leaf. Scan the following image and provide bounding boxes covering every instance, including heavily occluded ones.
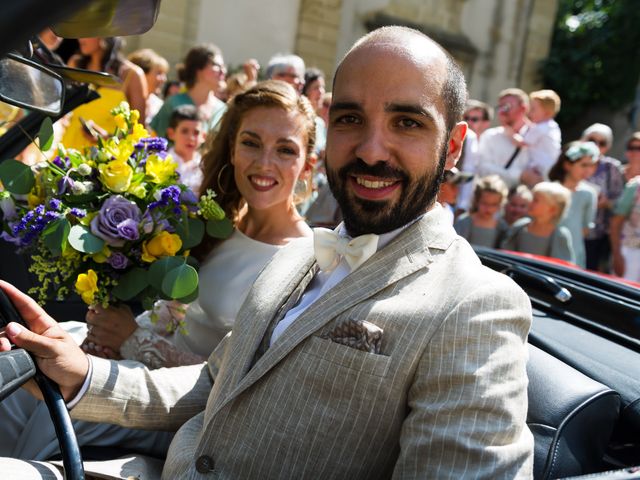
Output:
[176,285,199,304]
[161,263,198,299]
[0,160,35,194]
[206,217,233,239]
[147,256,184,291]
[68,225,105,253]
[43,218,70,256]
[175,217,205,250]
[38,117,54,151]
[112,268,148,301]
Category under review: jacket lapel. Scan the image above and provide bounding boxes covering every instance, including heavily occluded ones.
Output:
[215,206,457,410]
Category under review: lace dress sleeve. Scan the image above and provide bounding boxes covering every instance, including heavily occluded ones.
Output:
[119,301,207,369]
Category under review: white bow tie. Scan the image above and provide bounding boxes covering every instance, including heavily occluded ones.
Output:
[313,227,379,272]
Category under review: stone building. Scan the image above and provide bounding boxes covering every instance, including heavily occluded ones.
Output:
[124,0,558,107]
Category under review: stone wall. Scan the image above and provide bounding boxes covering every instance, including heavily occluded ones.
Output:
[294,0,343,77]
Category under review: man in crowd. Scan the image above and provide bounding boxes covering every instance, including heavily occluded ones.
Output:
[478,88,531,188]
[464,99,493,137]
[1,26,533,479]
[266,53,305,93]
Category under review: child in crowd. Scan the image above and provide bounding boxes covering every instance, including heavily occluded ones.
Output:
[548,141,599,268]
[437,167,474,224]
[610,176,640,282]
[519,89,562,187]
[454,175,509,247]
[503,185,533,226]
[501,182,575,263]
[166,104,204,192]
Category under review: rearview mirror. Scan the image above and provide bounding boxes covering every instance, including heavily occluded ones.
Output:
[52,0,161,38]
[0,54,64,116]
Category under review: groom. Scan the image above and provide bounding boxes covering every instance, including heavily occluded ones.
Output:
[1,26,534,478]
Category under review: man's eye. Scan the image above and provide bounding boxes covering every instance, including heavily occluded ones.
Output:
[398,118,421,128]
[334,114,360,125]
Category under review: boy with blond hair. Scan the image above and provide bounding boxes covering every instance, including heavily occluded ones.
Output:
[519,89,563,187]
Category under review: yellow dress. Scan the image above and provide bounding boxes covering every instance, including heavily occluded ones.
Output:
[61,84,128,151]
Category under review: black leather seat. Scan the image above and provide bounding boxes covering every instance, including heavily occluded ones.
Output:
[527,344,621,479]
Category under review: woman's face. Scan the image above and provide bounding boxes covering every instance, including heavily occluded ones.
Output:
[146,66,167,94]
[78,37,102,56]
[626,140,640,167]
[231,106,309,212]
[564,157,596,182]
[305,77,325,110]
[198,54,226,93]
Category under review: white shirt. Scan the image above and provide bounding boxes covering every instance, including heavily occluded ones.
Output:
[523,119,562,177]
[478,125,530,188]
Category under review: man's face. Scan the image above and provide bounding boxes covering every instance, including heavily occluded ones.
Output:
[464,108,490,136]
[496,95,526,128]
[272,66,304,94]
[325,42,466,236]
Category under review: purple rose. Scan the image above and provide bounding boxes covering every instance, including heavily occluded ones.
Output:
[107,251,129,269]
[116,218,140,241]
[90,195,142,246]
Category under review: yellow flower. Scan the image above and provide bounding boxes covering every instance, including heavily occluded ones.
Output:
[128,123,148,143]
[128,182,147,199]
[145,154,177,184]
[99,160,133,192]
[75,269,98,305]
[130,109,140,124]
[114,113,127,130]
[141,231,183,262]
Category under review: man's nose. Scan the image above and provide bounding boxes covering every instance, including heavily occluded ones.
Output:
[354,124,391,165]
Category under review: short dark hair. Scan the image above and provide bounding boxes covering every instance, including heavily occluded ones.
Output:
[168,104,201,130]
[465,99,493,121]
[302,67,325,97]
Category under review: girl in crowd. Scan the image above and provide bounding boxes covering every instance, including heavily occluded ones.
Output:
[454,175,509,248]
[150,44,227,138]
[62,37,147,149]
[127,48,170,125]
[503,185,533,226]
[0,81,317,460]
[501,182,575,262]
[548,141,599,268]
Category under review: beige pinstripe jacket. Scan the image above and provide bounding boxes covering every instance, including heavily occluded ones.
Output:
[72,206,534,479]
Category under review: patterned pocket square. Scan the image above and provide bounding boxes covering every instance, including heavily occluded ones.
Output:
[321,318,383,354]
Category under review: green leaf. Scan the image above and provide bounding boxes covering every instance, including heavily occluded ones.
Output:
[42,218,70,256]
[206,217,233,239]
[176,284,199,304]
[68,225,105,253]
[38,117,54,151]
[175,217,205,250]
[112,268,148,301]
[161,263,198,299]
[147,256,184,291]
[0,160,35,194]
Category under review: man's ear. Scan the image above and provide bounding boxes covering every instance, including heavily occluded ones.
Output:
[444,122,468,170]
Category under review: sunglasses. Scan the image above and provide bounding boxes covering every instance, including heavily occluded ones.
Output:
[627,145,640,152]
[496,104,513,113]
[586,137,608,148]
[464,116,484,123]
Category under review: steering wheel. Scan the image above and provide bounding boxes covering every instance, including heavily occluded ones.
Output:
[0,289,85,480]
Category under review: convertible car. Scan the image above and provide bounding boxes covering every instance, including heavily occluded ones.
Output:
[0,1,639,479]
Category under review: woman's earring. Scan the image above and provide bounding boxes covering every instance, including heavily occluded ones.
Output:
[217,163,230,195]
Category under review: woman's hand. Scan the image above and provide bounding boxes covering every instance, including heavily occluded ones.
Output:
[81,304,138,357]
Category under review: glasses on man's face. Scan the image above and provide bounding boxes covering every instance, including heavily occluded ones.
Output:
[627,144,640,152]
[586,137,608,148]
[496,103,513,114]
[464,116,484,123]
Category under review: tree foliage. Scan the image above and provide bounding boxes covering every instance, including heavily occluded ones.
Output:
[542,0,640,127]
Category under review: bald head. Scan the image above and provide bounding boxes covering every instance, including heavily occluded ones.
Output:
[335,26,467,132]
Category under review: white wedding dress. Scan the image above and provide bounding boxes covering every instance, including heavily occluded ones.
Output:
[0,229,283,460]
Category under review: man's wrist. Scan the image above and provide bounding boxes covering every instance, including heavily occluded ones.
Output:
[66,355,93,409]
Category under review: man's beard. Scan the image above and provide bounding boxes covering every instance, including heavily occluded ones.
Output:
[326,145,448,236]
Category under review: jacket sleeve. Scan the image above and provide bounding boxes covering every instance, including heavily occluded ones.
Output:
[392,276,534,479]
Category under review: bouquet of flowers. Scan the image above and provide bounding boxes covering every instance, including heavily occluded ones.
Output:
[0,102,231,312]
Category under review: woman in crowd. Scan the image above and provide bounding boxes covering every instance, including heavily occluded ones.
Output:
[127,48,170,125]
[61,37,147,150]
[454,175,509,248]
[548,141,599,268]
[0,80,317,460]
[501,181,574,262]
[150,44,227,138]
[623,132,640,182]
